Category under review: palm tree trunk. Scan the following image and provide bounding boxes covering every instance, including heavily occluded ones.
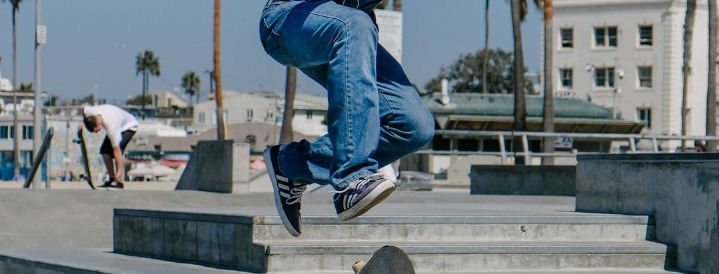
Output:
[482,0,490,94]
[681,0,696,152]
[214,0,226,140]
[707,0,717,152]
[12,9,20,178]
[280,67,297,143]
[142,70,148,120]
[510,0,528,162]
[541,0,555,165]
[392,0,401,11]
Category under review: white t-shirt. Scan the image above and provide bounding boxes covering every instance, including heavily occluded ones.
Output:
[84,105,138,147]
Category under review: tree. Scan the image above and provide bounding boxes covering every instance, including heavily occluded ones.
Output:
[538,0,555,165]
[681,0,696,152]
[511,0,528,134]
[135,50,160,120]
[280,67,297,143]
[483,0,490,94]
[6,0,24,179]
[181,71,201,105]
[707,0,717,152]
[213,0,226,140]
[424,48,535,94]
[18,82,32,93]
[44,95,58,107]
[126,94,151,106]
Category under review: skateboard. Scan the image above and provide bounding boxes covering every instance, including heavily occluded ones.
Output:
[75,129,96,190]
[353,245,416,274]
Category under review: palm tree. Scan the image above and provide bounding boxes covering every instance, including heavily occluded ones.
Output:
[482,0,490,94]
[135,50,160,120]
[510,0,527,133]
[537,0,555,165]
[392,0,401,11]
[6,0,24,179]
[213,0,226,140]
[181,71,201,105]
[707,0,717,152]
[681,0,697,151]
[280,67,297,143]
[18,82,32,93]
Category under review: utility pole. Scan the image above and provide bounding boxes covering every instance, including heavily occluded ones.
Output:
[32,0,45,188]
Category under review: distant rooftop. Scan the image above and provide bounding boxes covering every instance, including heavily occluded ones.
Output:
[425,93,612,119]
[425,93,645,134]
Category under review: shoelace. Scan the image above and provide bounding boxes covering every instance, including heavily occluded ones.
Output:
[332,173,385,197]
[285,182,306,205]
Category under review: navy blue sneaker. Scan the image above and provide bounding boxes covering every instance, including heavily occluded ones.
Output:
[265,145,305,237]
[334,173,395,221]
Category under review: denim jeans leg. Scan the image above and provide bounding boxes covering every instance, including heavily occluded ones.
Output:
[275,46,435,190]
[260,1,381,189]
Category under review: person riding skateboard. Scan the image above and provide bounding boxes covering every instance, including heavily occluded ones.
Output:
[78,104,138,189]
[259,0,435,237]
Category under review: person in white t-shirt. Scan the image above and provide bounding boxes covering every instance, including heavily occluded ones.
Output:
[79,104,138,189]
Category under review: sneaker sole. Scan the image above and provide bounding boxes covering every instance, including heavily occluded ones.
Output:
[338,179,395,221]
[264,148,301,237]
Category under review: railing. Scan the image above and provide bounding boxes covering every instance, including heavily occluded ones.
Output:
[416,130,719,165]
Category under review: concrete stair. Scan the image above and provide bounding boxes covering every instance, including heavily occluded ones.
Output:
[106,209,682,273]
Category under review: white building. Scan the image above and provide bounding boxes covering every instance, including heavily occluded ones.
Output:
[552,0,711,150]
[192,91,328,137]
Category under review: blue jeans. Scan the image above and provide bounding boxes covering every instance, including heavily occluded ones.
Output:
[259,0,435,190]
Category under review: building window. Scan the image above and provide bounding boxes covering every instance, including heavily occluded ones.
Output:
[637,108,652,128]
[638,66,653,88]
[639,25,653,46]
[559,68,573,89]
[306,110,313,119]
[22,125,33,140]
[594,26,618,47]
[0,126,8,139]
[560,28,574,48]
[198,112,206,123]
[594,67,616,88]
[247,109,254,121]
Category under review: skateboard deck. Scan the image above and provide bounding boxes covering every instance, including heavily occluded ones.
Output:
[354,245,416,274]
[77,129,96,190]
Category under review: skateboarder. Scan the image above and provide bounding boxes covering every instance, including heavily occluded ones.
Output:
[79,104,138,189]
[260,0,435,237]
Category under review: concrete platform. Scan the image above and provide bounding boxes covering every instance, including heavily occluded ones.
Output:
[0,189,684,273]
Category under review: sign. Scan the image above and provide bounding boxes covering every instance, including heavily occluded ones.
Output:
[37,25,47,44]
[374,9,403,64]
[554,137,573,149]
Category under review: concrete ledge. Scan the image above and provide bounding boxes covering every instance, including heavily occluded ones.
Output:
[470,165,576,196]
[576,153,719,274]
[175,140,250,193]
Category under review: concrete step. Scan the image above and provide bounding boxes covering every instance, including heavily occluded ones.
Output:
[115,209,654,243]
[112,208,675,273]
[260,241,672,273]
[0,248,683,274]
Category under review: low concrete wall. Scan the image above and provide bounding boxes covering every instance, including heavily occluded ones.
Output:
[576,154,719,274]
[175,140,250,193]
[469,165,576,196]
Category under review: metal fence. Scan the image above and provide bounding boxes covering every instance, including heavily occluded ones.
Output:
[416,130,719,165]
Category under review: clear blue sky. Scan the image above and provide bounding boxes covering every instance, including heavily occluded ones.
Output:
[0,0,541,104]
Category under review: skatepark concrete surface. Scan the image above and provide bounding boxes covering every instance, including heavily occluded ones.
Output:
[0,185,596,273]
[0,183,574,250]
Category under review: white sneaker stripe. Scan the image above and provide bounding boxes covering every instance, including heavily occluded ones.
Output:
[276,174,289,182]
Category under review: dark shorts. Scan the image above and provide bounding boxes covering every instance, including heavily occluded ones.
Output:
[100,130,136,155]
